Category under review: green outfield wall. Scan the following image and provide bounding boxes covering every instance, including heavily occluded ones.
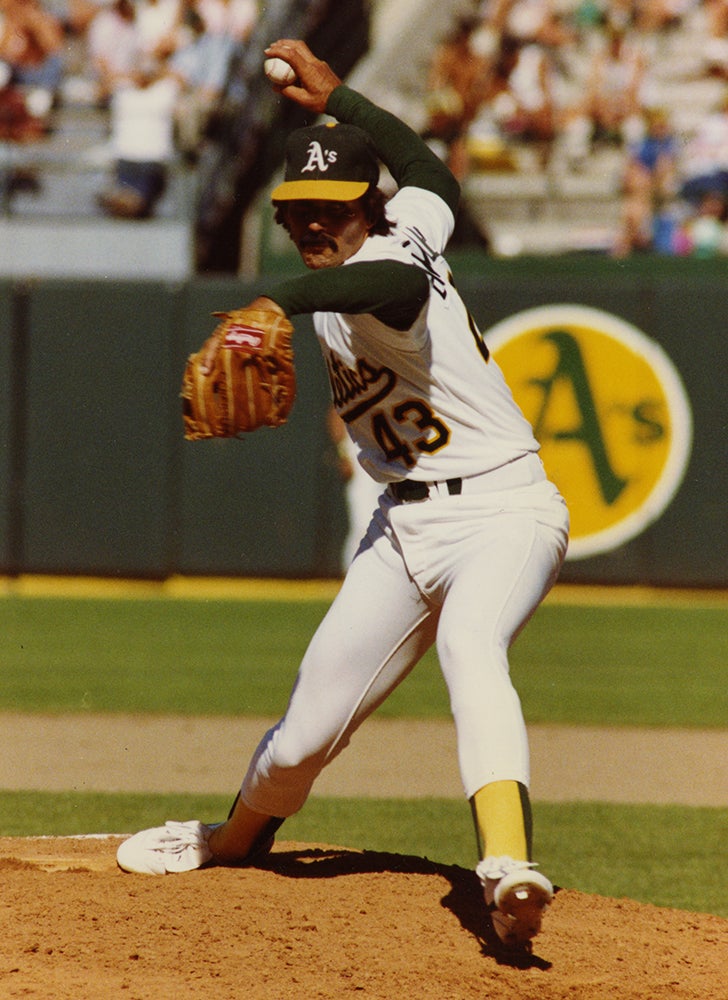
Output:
[1,256,726,586]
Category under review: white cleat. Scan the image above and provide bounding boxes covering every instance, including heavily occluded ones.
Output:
[476,855,554,950]
[116,820,215,875]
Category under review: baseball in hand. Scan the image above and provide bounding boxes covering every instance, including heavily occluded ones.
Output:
[264,57,296,86]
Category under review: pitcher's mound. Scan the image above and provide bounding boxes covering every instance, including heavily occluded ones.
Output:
[1,836,725,999]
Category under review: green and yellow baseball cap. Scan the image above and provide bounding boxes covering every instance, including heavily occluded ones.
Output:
[271,122,380,201]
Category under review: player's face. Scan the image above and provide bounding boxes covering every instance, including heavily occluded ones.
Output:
[284,199,372,269]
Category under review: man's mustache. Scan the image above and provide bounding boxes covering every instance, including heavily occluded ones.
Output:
[300,234,337,250]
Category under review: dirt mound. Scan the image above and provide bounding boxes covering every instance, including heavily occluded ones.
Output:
[1,836,726,1000]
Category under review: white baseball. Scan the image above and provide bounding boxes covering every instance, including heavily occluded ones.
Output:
[264,57,296,86]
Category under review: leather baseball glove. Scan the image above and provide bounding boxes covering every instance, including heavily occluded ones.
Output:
[182,308,296,440]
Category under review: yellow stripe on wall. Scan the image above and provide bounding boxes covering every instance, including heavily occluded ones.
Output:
[0,575,726,607]
[0,575,343,602]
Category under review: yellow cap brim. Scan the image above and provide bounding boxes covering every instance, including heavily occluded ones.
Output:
[271,179,370,202]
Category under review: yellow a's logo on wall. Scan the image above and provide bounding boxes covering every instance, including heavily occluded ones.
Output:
[486,305,693,559]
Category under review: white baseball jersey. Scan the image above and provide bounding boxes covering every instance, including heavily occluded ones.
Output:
[314,186,540,483]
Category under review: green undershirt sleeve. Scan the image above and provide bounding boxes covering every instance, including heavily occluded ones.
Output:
[264,259,430,330]
[326,85,460,215]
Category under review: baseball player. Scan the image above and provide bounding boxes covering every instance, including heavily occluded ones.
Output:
[117,39,569,953]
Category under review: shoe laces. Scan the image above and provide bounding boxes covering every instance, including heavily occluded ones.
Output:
[476,855,538,884]
[151,820,211,861]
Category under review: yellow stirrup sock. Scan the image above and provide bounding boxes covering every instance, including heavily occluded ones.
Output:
[470,780,533,862]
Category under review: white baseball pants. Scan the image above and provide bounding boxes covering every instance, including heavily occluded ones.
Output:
[240,460,569,817]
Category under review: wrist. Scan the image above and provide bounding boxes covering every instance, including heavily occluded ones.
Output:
[324,83,344,116]
[248,295,286,316]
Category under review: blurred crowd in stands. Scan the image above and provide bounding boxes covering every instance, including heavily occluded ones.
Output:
[423,0,728,256]
[2,0,728,253]
[0,0,258,216]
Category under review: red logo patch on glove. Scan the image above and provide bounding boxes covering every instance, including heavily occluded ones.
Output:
[223,325,264,351]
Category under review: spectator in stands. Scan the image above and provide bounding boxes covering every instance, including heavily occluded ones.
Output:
[422,14,493,179]
[0,54,46,140]
[602,0,634,31]
[48,0,103,36]
[195,0,257,43]
[97,56,180,218]
[86,0,140,105]
[633,0,700,33]
[134,0,183,61]
[0,0,64,121]
[560,23,650,166]
[496,0,575,47]
[585,22,649,139]
[700,0,728,77]
[678,92,728,207]
[569,0,607,36]
[479,31,559,165]
[679,188,727,255]
[167,3,236,159]
[611,106,679,255]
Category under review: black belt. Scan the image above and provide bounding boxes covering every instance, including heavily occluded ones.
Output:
[389,478,463,502]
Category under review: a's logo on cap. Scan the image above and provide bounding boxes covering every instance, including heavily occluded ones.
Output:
[271,123,379,200]
[485,304,693,560]
[301,141,338,175]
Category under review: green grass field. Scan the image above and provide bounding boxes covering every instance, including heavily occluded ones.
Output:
[2,596,726,725]
[1,589,726,917]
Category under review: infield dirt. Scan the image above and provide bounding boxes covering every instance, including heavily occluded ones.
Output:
[2,834,727,999]
[2,714,728,998]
